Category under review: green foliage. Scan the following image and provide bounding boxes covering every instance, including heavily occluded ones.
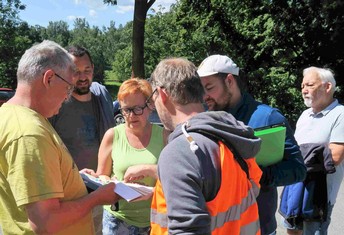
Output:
[145,6,181,73]
[104,21,133,79]
[41,21,70,47]
[111,46,133,81]
[160,0,344,125]
[68,18,104,82]
[0,0,32,88]
[261,67,304,127]
[102,21,125,65]
[96,20,133,81]
[104,80,121,99]
[1,0,343,126]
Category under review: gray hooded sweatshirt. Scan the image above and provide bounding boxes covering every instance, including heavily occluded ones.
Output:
[157,111,261,234]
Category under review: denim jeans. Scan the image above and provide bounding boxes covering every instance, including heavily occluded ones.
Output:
[283,203,334,235]
[102,209,150,235]
[92,205,103,235]
[302,203,334,235]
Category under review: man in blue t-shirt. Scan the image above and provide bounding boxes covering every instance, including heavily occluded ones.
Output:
[197,54,307,235]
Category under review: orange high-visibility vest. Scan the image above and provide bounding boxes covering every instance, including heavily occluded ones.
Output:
[151,141,262,235]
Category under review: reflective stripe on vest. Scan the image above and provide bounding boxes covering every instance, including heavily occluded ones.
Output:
[151,207,167,228]
[208,142,261,234]
[241,219,261,235]
[210,181,259,230]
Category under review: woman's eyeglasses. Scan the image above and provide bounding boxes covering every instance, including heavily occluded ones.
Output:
[120,88,161,116]
[120,104,148,116]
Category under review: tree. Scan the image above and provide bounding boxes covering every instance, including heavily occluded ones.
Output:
[144,4,185,73]
[41,21,70,47]
[70,18,107,83]
[169,0,344,125]
[110,4,184,80]
[107,22,133,81]
[131,0,155,78]
[0,0,30,88]
[266,0,344,101]
[103,0,155,78]
[102,21,121,65]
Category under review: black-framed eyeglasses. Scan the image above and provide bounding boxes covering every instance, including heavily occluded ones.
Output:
[55,73,74,95]
[120,104,148,116]
[146,88,158,104]
[145,88,158,111]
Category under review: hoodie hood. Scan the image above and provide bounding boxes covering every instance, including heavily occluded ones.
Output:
[170,111,261,159]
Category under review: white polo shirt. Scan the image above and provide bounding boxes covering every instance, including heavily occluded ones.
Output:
[295,99,344,204]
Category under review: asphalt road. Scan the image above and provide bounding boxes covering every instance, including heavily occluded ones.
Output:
[276,179,344,234]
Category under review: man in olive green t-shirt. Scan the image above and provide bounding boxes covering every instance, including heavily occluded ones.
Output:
[0,40,119,235]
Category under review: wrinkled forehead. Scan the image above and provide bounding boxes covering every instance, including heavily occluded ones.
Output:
[302,71,321,84]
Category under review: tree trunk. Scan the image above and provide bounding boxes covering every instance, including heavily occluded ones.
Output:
[131,0,155,78]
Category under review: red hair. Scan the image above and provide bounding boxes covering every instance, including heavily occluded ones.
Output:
[117,78,152,102]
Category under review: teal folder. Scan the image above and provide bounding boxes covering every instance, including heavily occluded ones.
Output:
[254,124,286,166]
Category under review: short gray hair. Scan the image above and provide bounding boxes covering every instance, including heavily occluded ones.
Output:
[151,58,204,105]
[17,40,74,83]
[303,66,336,94]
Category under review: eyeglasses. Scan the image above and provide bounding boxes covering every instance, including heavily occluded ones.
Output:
[120,104,148,116]
[55,73,74,95]
[146,88,159,104]
[145,88,158,110]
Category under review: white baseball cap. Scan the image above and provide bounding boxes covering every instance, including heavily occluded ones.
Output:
[197,54,239,77]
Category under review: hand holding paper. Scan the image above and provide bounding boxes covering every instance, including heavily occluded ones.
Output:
[80,172,153,202]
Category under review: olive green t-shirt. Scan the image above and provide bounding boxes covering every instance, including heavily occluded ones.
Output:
[0,104,94,234]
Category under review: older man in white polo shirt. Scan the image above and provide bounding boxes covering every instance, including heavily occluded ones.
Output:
[285,66,344,235]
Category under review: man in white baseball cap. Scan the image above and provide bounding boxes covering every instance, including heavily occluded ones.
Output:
[198,54,307,235]
[197,55,244,111]
[197,54,240,77]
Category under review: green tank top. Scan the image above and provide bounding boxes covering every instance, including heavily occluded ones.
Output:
[104,123,164,227]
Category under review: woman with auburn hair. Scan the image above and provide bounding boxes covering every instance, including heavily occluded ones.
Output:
[82,78,168,235]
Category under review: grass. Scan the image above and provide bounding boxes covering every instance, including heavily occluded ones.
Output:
[104,80,122,100]
[104,80,122,86]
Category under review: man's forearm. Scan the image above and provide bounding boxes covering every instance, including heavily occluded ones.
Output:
[27,183,117,234]
[329,143,344,165]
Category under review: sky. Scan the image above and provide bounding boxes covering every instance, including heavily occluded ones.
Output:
[19,0,175,29]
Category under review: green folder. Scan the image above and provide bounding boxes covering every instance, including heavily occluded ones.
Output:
[254,124,286,166]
